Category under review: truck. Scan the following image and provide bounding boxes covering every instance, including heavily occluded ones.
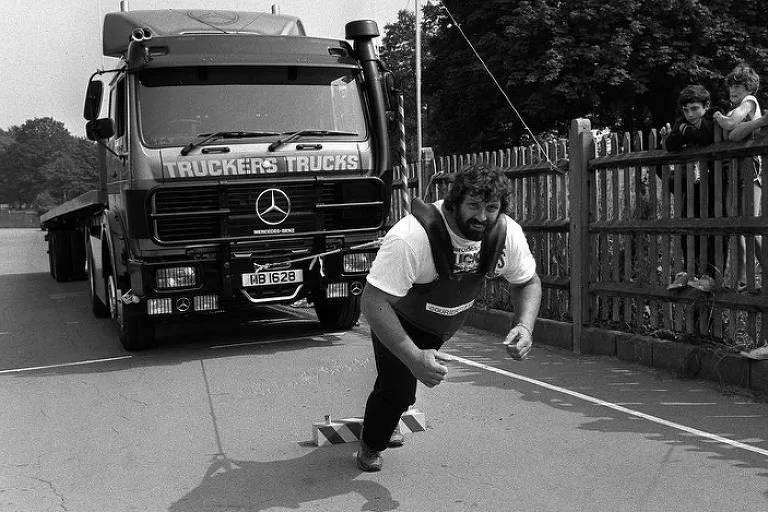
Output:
[40,6,395,350]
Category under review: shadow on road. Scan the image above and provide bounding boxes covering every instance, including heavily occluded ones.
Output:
[169,449,398,512]
[0,271,361,376]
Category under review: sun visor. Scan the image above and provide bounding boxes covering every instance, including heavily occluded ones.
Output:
[103,10,306,57]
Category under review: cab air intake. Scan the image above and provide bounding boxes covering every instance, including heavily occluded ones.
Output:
[131,27,152,42]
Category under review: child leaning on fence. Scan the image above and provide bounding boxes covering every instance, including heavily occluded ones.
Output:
[659,84,718,151]
[658,85,722,278]
[713,63,762,141]
[713,63,764,291]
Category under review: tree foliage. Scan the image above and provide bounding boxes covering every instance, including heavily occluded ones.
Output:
[382,0,768,155]
[0,117,99,209]
[380,6,443,161]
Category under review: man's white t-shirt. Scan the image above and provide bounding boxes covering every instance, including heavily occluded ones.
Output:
[367,200,537,297]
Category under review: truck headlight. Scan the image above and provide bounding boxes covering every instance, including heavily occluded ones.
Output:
[343,252,374,273]
[155,266,196,289]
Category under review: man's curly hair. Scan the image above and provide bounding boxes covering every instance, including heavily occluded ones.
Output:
[443,163,512,214]
[725,63,760,94]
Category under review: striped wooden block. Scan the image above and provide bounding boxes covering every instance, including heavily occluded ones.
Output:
[312,409,426,446]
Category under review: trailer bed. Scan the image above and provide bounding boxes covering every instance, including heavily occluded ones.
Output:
[39,189,107,229]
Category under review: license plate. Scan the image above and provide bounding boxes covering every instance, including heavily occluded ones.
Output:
[241,269,304,287]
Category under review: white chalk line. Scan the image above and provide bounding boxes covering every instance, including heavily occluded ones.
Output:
[0,355,133,375]
[211,332,345,349]
[443,353,768,458]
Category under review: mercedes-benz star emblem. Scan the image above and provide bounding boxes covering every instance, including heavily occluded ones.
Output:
[176,297,191,312]
[255,188,291,225]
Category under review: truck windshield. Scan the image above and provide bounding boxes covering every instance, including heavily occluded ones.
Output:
[137,66,367,147]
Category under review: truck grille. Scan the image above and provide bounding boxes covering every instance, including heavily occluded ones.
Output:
[150,178,386,244]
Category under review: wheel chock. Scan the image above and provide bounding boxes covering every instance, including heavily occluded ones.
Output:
[311,409,426,446]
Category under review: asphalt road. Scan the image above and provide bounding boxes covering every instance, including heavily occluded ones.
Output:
[2,228,768,512]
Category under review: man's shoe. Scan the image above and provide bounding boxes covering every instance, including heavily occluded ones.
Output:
[356,441,383,472]
[387,429,405,448]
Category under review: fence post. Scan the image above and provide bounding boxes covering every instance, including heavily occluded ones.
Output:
[568,118,593,354]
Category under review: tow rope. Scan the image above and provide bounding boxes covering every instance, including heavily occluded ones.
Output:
[252,238,383,272]
[438,3,563,175]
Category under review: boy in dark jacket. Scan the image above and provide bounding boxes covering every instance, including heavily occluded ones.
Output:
[659,85,721,278]
[660,85,717,150]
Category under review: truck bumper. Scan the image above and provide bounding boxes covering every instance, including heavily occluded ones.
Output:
[127,248,374,317]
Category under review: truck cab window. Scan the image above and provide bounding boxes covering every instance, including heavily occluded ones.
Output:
[137,66,367,147]
[111,78,126,139]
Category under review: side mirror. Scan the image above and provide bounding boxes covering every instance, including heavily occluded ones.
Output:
[86,119,115,141]
[382,71,399,112]
[83,80,104,121]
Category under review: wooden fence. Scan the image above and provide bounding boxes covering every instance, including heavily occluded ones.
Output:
[391,118,768,351]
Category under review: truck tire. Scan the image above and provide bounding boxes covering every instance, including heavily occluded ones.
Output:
[88,245,109,318]
[48,229,87,282]
[107,273,156,350]
[314,294,361,330]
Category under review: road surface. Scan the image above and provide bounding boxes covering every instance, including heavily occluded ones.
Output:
[2,228,767,511]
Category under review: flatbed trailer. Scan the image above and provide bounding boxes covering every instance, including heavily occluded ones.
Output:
[40,189,106,282]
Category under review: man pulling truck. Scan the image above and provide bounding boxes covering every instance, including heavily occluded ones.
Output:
[357,164,542,471]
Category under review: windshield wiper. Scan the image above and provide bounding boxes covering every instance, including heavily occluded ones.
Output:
[180,131,279,156]
[267,129,359,152]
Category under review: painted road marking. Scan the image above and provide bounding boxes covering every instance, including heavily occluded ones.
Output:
[661,402,718,406]
[211,334,340,349]
[0,355,133,375]
[442,353,768,458]
[49,292,89,300]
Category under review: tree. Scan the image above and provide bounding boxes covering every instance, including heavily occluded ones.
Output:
[0,117,98,207]
[421,0,768,155]
[380,5,444,162]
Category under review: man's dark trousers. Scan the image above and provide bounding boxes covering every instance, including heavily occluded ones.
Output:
[361,316,443,452]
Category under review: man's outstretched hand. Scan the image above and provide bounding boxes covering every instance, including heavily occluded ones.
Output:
[408,349,450,387]
[503,325,533,360]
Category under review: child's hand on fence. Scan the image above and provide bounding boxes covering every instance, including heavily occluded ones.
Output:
[660,123,671,139]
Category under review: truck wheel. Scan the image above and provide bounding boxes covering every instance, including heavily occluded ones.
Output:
[107,273,156,351]
[314,294,361,330]
[88,245,109,318]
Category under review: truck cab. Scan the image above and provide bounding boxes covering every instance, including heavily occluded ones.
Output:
[77,9,393,349]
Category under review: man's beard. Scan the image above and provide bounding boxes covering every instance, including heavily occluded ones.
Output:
[455,215,489,241]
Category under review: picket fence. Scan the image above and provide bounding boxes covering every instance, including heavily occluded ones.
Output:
[391,118,768,351]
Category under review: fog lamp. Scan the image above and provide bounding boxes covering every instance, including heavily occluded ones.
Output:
[147,298,172,315]
[326,282,348,298]
[194,294,219,311]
